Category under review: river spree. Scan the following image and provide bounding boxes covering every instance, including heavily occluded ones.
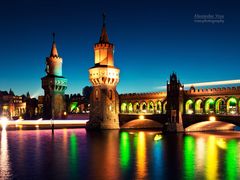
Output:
[0,128,240,179]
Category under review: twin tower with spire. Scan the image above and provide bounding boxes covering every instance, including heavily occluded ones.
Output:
[42,15,120,129]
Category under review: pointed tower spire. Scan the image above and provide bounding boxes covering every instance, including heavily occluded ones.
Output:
[50,32,59,57]
[9,88,15,96]
[99,13,109,43]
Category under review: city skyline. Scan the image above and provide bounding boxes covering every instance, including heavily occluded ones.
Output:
[0,0,240,97]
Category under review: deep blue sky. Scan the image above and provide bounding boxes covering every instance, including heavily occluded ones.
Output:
[0,0,240,96]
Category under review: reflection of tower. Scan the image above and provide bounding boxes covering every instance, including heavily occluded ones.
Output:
[87,14,120,129]
[165,73,184,132]
[41,34,67,119]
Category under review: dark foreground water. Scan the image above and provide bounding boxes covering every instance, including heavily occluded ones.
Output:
[0,129,240,179]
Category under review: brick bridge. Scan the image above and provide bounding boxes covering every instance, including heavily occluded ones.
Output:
[119,74,240,131]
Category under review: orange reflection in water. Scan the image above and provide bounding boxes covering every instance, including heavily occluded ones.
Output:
[63,129,68,156]
[0,129,11,179]
[104,131,120,178]
[89,131,120,179]
[136,132,147,179]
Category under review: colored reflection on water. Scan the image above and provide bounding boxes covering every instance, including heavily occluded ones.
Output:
[69,133,78,179]
[226,140,238,179]
[136,132,147,179]
[184,136,195,179]
[0,129,11,179]
[152,135,163,179]
[196,137,205,174]
[0,129,240,179]
[187,132,240,180]
[206,136,218,180]
[120,132,130,170]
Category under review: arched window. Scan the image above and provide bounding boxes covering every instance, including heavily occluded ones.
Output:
[121,103,127,113]
[227,97,237,114]
[195,99,203,114]
[205,98,215,114]
[163,101,167,114]
[185,99,194,114]
[156,101,162,114]
[148,101,154,113]
[128,103,133,113]
[215,98,225,114]
[133,102,140,113]
[95,89,99,100]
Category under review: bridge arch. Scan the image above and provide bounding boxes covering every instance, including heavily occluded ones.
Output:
[121,102,127,113]
[155,101,162,114]
[148,101,154,113]
[204,98,215,114]
[215,98,225,114]
[163,101,167,114]
[195,99,203,114]
[133,102,140,113]
[185,99,194,114]
[127,103,133,113]
[140,101,147,113]
[226,97,238,115]
[121,119,162,129]
[185,121,236,132]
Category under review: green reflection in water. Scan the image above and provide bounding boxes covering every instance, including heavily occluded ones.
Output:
[226,140,237,180]
[184,136,195,179]
[69,133,78,178]
[120,132,130,169]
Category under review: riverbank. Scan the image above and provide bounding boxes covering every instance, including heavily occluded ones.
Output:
[1,120,87,130]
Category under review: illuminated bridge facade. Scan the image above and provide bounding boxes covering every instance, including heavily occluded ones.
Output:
[119,76,240,131]
[120,86,240,116]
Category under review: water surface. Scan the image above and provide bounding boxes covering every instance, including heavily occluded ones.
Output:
[0,129,240,179]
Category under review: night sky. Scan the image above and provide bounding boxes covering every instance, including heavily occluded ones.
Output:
[0,0,240,96]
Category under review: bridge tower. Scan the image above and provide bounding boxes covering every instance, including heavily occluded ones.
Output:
[41,34,67,119]
[165,73,184,132]
[86,14,120,129]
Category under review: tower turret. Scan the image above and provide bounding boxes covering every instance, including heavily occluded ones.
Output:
[87,14,120,129]
[45,33,62,77]
[41,34,67,119]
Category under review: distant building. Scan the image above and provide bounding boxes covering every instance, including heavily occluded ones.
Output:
[0,90,26,119]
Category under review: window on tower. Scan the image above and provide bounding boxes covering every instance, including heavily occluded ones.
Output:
[96,89,99,100]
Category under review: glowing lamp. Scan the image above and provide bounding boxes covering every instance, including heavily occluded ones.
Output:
[209,116,216,122]
[63,112,67,116]
[1,116,9,129]
[154,134,162,141]
[139,115,145,120]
